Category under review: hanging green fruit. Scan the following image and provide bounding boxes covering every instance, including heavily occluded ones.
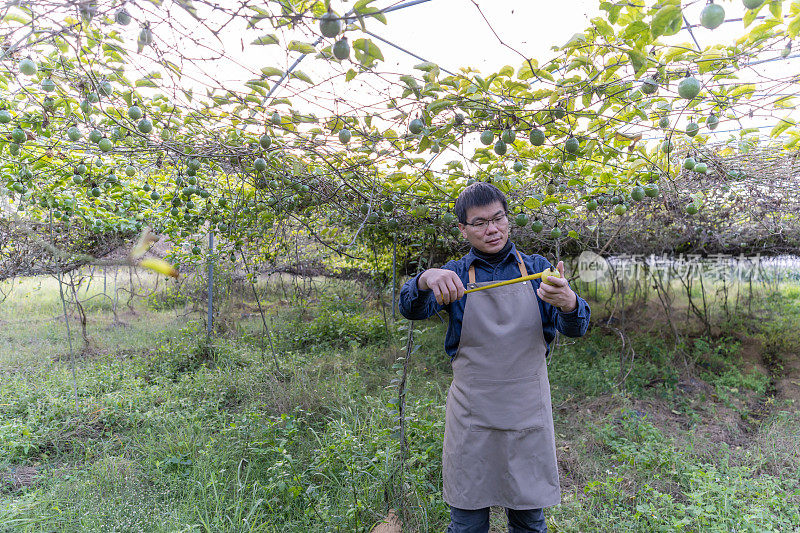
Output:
[529,128,545,146]
[480,130,494,145]
[678,76,701,99]
[700,2,725,29]
[319,12,342,38]
[333,38,350,60]
[409,118,424,134]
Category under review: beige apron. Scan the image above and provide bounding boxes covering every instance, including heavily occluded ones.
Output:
[442,252,560,510]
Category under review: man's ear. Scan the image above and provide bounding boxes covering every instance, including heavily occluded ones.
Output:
[458,223,468,240]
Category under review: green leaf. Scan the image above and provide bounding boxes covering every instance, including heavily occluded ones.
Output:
[399,75,419,89]
[290,70,314,84]
[252,34,279,46]
[788,12,800,37]
[288,41,316,54]
[414,62,438,72]
[261,66,284,77]
[592,17,614,38]
[651,4,683,38]
[769,0,782,19]
[498,65,514,78]
[345,69,357,82]
[353,38,384,67]
[770,117,795,137]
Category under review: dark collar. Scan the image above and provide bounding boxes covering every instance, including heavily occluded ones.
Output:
[465,241,520,270]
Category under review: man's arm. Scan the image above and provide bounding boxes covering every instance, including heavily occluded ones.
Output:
[534,259,591,337]
[399,265,464,319]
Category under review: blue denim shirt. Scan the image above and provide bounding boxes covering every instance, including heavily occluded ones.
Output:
[399,242,591,360]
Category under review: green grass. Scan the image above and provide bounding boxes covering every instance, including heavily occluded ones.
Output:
[1,273,799,532]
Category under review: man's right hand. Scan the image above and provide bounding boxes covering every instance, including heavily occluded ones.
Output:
[418,268,465,305]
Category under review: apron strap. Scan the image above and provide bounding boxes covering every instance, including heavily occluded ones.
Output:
[469,252,527,285]
[516,251,528,277]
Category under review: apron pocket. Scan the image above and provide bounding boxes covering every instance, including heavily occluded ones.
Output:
[469,374,544,431]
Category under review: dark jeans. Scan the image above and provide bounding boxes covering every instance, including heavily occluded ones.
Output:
[447,506,547,533]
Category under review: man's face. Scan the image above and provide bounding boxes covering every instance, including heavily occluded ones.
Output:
[458,200,509,254]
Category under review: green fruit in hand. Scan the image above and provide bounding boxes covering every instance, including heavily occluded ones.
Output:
[409,118,424,134]
[565,136,579,154]
[332,38,350,60]
[550,227,562,239]
[319,12,341,38]
[338,128,352,143]
[586,199,598,211]
[0,110,11,124]
[480,130,494,145]
[700,3,725,29]
[515,213,528,226]
[531,220,543,233]
[128,105,143,120]
[11,128,26,143]
[494,140,507,155]
[742,0,763,8]
[659,117,670,129]
[19,58,37,76]
[259,134,271,149]
[684,157,696,170]
[513,160,523,172]
[41,78,56,92]
[115,8,131,25]
[254,157,267,172]
[89,129,102,143]
[677,76,701,99]
[614,204,628,215]
[501,129,516,143]
[660,139,673,153]
[529,128,545,146]
[640,77,658,95]
[98,138,113,152]
[271,112,281,125]
[630,186,645,202]
[685,122,699,137]
[707,113,719,130]
[137,118,153,133]
[694,162,708,173]
[67,126,81,141]
[685,203,699,215]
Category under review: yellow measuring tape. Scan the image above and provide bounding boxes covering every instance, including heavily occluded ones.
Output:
[465,268,561,294]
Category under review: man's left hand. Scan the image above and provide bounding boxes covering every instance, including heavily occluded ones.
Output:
[536,261,577,313]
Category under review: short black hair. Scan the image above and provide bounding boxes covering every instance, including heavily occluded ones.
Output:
[453,182,508,224]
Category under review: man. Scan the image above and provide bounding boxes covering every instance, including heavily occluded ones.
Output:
[399,182,591,533]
